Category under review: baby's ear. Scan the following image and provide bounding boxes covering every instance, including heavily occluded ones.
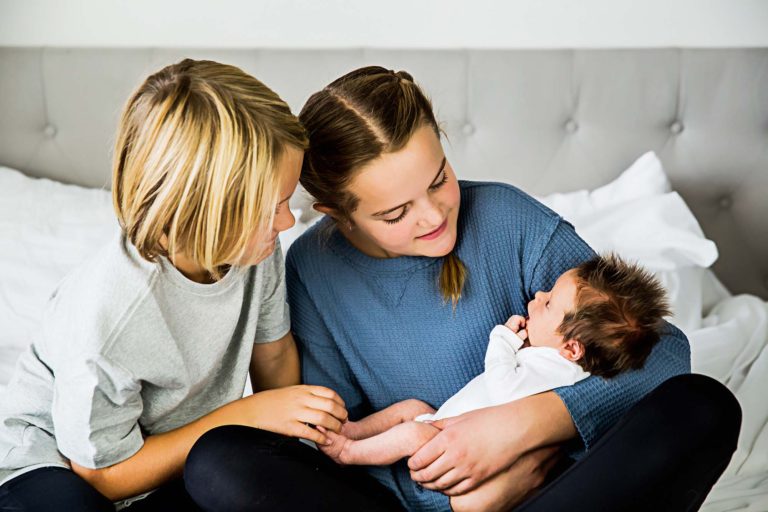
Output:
[560,339,585,362]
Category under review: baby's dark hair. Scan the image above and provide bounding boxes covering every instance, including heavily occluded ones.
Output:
[558,254,671,378]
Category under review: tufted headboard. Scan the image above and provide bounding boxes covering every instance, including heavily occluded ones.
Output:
[1,48,766,298]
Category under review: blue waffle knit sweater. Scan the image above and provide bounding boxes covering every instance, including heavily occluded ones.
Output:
[285,181,691,512]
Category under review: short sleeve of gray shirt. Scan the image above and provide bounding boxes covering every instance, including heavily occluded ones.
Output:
[254,240,291,344]
[0,235,292,480]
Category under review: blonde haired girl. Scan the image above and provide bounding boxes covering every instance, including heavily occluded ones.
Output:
[0,59,349,511]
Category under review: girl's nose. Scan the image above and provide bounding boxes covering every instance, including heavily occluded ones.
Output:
[421,199,443,227]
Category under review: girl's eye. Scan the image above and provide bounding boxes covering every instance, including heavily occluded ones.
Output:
[383,206,409,224]
[429,169,448,191]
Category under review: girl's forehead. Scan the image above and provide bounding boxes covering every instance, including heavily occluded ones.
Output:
[348,126,444,212]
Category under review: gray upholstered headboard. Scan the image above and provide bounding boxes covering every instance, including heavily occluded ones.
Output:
[1,48,766,298]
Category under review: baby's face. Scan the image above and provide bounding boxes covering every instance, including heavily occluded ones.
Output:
[526,270,578,349]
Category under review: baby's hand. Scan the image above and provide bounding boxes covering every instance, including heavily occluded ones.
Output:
[504,315,528,341]
[316,425,350,465]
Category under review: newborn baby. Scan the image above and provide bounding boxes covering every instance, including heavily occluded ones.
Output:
[317,254,670,471]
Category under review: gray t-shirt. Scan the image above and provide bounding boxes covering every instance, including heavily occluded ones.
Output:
[0,231,290,491]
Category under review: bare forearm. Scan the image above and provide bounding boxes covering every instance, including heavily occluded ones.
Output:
[346,405,407,440]
[250,333,301,392]
[507,391,577,452]
[251,351,300,392]
[337,422,440,466]
[346,399,434,440]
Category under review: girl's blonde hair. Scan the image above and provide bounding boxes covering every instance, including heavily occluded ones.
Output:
[299,66,467,306]
[112,59,307,279]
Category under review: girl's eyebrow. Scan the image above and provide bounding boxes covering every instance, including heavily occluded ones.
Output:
[372,157,447,217]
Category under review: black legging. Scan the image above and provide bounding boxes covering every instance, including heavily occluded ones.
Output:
[183,426,405,511]
[0,374,740,511]
[183,374,740,512]
[0,467,201,511]
[515,373,741,512]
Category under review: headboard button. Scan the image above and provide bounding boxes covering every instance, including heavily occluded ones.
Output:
[43,124,58,138]
[670,121,684,134]
[462,122,475,136]
[565,119,578,133]
[719,196,733,210]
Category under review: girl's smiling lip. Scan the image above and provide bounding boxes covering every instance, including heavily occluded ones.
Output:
[417,219,448,240]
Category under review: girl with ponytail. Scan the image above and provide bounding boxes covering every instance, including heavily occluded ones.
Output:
[277,66,727,512]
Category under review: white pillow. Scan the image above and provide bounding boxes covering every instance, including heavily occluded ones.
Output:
[537,151,717,270]
[537,152,722,333]
[0,167,117,385]
[541,151,671,218]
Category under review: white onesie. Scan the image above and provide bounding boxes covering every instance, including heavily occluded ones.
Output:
[416,325,590,422]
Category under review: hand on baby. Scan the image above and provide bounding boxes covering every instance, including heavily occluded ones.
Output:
[504,315,528,341]
[243,385,347,446]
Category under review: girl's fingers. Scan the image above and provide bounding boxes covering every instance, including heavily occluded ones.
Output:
[422,467,464,492]
[442,477,474,497]
[428,415,462,431]
[408,435,447,472]
[294,421,328,445]
[305,395,348,422]
[410,451,453,485]
[300,408,343,433]
[307,386,346,407]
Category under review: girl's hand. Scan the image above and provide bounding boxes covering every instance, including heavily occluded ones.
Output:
[408,393,574,497]
[243,385,348,445]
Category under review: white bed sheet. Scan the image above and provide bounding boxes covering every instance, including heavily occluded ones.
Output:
[1,155,766,510]
[538,153,768,512]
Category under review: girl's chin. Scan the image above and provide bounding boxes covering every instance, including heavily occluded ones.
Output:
[415,234,456,258]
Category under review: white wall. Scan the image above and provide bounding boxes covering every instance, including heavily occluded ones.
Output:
[1,0,767,48]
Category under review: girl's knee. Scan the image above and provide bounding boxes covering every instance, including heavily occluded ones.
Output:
[643,374,741,463]
[185,426,281,484]
[185,426,289,511]
[664,374,741,439]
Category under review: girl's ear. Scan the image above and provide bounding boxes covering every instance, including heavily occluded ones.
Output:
[314,203,355,231]
[313,203,339,219]
[559,339,585,362]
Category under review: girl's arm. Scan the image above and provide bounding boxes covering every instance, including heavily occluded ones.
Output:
[409,391,574,495]
[249,331,301,391]
[70,382,346,501]
[68,332,343,503]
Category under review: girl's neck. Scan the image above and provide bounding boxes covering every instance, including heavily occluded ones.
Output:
[171,252,217,284]
[159,234,220,284]
[338,224,398,259]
